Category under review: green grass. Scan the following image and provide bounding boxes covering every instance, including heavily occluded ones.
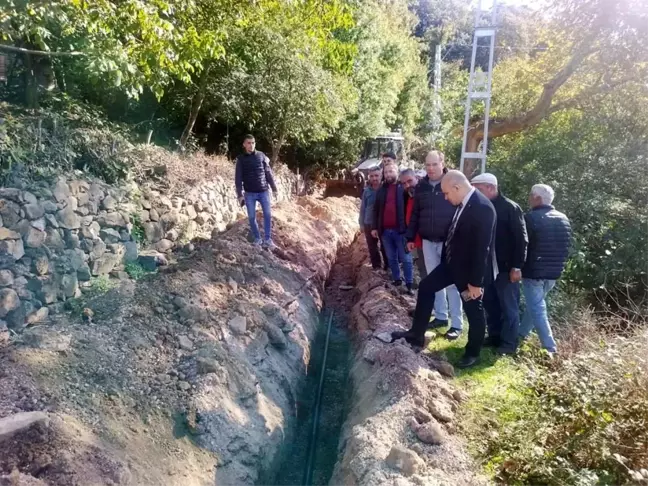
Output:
[425,329,542,481]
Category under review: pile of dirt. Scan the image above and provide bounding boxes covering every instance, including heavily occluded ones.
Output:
[330,240,488,486]
[0,195,358,486]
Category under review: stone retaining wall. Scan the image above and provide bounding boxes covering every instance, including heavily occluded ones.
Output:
[0,170,295,331]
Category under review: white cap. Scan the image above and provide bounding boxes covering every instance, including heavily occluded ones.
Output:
[471,172,498,186]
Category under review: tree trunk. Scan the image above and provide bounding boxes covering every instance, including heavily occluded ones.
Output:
[23,53,38,109]
[462,39,597,176]
[179,68,210,149]
[270,133,285,165]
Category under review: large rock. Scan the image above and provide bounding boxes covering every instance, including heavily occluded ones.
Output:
[80,221,101,239]
[385,445,425,477]
[64,229,80,249]
[42,200,58,213]
[144,222,164,243]
[31,217,47,232]
[100,228,121,244]
[123,241,138,263]
[101,195,116,210]
[91,253,121,276]
[27,277,58,305]
[57,207,81,229]
[0,238,24,260]
[0,270,13,287]
[32,255,50,276]
[0,199,22,228]
[68,179,89,196]
[0,228,20,240]
[155,239,174,252]
[60,273,79,298]
[0,188,22,202]
[0,289,20,318]
[45,228,65,250]
[77,263,92,281]
[53,178,71,202]
[90,238,107,260]
[23,203,45,220]
[413,420,445,445]
[0,412,49,443]
[25,306,49,325]
[98,211,128,228]
[185,204,197,220]
[4,301,26,329]
[23,227,46,248]
[265,322,288,349]
[229,315,247,335]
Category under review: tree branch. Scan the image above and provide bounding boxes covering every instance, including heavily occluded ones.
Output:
[0,44,86,57]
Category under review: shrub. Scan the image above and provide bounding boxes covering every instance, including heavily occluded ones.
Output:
[125,262,149,280]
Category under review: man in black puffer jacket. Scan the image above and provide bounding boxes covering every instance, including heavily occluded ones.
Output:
[519,183,572,354]
[235,134,278,249]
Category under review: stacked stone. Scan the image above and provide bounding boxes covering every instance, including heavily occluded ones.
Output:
[0,170,295,331]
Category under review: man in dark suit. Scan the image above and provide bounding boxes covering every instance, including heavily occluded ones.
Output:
[391,170,497,368]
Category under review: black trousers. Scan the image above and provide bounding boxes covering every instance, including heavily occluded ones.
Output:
[364,227,388,269]
[410,261,486,358]
[483,272,521,351]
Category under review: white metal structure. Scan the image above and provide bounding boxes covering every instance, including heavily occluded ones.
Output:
[459,0,498,175]
[430,44,442,145]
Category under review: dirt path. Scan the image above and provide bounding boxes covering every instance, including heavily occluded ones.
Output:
[0,196,359,486]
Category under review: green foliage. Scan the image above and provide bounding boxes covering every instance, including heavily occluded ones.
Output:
[129,211,146,244]
[125,262,149,280]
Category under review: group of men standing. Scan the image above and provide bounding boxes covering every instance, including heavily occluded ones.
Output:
[359,150,572,368]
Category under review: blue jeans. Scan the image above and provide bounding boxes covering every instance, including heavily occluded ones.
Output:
[422,239,463,330]
[381,229,413,285]
[519,278,557,352]
[484,272,521,351]
[244,191,272,242]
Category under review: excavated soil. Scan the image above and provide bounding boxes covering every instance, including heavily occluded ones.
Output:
[0,196,358,486]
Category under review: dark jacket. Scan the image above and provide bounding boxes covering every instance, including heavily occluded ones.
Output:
[523,205,572,280]
[491,194,528,274]
[235,151,278,197]
[406,174,456,243]
[372,182,407,235]
[359,185,379,229]
[443,189,496,291]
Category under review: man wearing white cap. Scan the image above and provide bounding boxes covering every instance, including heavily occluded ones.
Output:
[472,173,528,355]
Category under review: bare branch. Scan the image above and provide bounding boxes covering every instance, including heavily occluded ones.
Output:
[0,43,86,57]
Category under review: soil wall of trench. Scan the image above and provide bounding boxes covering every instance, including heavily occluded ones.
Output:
[0,195,358,486]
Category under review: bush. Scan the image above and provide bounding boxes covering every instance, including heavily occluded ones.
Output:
[479,311,648,486]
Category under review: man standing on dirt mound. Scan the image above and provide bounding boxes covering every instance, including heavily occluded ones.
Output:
[371,157,414,294]
[392,170,496,369]
[235,134,278,249]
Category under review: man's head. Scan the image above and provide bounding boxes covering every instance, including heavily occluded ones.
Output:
[425,150,445,181]
[243,134,256,153]
[441,170,472,206]
[382,152,397,167]
[383,163,398,184]
[400,169,418,195]
[368,167,382,187]
[529,184,555,208]
[471,172,499,200]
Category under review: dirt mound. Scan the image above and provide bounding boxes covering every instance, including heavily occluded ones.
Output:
[331,240,488,486]
[0,196,359,486]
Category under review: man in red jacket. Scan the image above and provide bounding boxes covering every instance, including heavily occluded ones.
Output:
[400,169,426,279]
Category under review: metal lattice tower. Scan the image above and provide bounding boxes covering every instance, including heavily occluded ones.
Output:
[430,44,442,146]
[459,0,498,175]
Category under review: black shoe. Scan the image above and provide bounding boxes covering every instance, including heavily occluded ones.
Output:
[392,279,403,287]
[390,331,425,347]
[445,328,462,340]
[457,355,480,368]
[483,336,501,348]
[405,283,414,295]
[496,346,516,356]
[429,318,448,329]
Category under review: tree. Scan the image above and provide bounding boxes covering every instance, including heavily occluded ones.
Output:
[0,0,221,107]
[462,0,648,175]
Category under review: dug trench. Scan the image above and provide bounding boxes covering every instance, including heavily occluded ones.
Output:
[0,195,485,486]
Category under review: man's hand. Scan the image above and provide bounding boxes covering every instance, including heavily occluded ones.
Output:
[509,268,522,283]
[371,230,379,239]
[466,284,483,300]
[407,242,416,252]
[238,196,245,206]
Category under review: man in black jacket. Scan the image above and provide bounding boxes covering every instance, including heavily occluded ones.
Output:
[519,184,572,354]
[472,173,528,355]
[235,135,278,249]
[406,151,463,338]
[392,170,496,368]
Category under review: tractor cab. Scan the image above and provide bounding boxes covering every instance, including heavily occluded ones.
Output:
[353,132,406,178]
